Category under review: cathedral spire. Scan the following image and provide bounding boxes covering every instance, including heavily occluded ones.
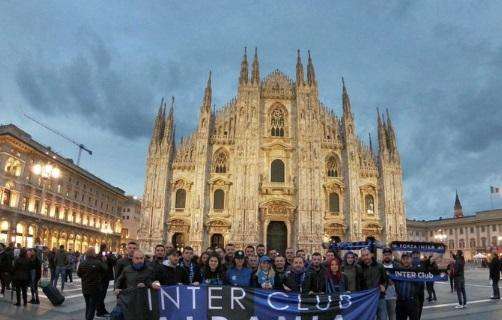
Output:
[306,50,316,86]
[296,49,304,86]
[251,47,260,84]
[386,108,397,153]
[239,47,248,85]
[164,96,175,140]
[377,108,387,153]
[201,71,212,112]
[151,98,166,146]
[369,132,374,154]
[342,77,353,117]
[454,190,464,218]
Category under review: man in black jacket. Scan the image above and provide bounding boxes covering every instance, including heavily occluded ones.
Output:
[0,243,13,295]
[304,252,327,294]
[153,249,187,286]
[96,243,116,318]
[114,241,137,289]
[77,247,108,320]
[360,248,388,320]
[489,247,500,299]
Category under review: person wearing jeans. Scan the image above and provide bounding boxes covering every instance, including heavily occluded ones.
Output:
[52,245,68,291]
[453,250,467,308]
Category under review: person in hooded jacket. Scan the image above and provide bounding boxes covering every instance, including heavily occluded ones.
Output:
[341,251,363,292]
[77,247,108,320]
[252,255,275,290]
[154,249,187,285]
[12,248,30,306]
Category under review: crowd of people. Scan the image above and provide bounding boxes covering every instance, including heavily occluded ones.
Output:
[1,239,501,320]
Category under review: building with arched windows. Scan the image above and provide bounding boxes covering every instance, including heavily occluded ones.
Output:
[138,49,407,253]
[0,124,126,252]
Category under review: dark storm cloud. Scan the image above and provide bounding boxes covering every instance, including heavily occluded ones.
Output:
[14,30,198,139]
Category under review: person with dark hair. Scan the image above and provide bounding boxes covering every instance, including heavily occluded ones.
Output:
[285,247,295,269]
[199,252,209,270]
[283,256,307,293]
[247,254,259,273]
[179,246,201,285]
[489,246,500,300]
[78,247,108,320]
[253,256,275,290]
[256,244,266,258]
[273,254,288,289]
[224,243,236,269]
[53,245,69,291]
[394,253,420,320]
[202,254,225,285]
[27,248,41,304]
[453,250,467,308]
[304,252,326,294]
[114,241,137,287]
[411,250,425,317]
[226,250,252,287]
[154,249,187,285]
[96,243,116,318]
[446,252,456,293]
[360,248,388,320]
[325,257,348,294]
[381,248,397,320]
[244,245,255,257]
[424,256,438,302]
[12,248,30,306]
[342,251,363,292]
[153,244,166,265]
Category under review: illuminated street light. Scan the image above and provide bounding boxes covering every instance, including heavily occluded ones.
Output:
[32,162,61,179]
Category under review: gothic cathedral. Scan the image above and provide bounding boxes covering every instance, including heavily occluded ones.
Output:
[138,49,407,253]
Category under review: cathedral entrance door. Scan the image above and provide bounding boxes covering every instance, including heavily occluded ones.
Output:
[267,221,287,255]
[211,233,224,249]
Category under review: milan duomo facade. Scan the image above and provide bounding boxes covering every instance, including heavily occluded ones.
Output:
[138,49,407,254]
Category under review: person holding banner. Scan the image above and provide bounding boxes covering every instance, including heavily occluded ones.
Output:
[272,254,288,289]
[179,246,201,285]
[115,250,154,292]
[325,257,348,294]
[382,248,397,320]
[253,255,275,290]
[201,253,225,285]
[283,256,307,293]
[304,252,327,294]
[394,252,420,320]
[154,249,187,286]
[360,248,388,320]
[226,250,252,287]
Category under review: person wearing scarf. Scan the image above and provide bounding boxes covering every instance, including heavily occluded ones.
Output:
[202,254,225,285]
[325,257,348,294]
[283,256,307,293]
[253,256,275,289]
[341,251,363,292]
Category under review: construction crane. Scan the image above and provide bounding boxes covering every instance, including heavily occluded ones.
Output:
[24,113,93,165]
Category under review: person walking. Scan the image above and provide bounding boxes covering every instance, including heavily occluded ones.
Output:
[53,245,68,292]
[48,247,56,286]
[12,248,30,306]
[0,243,13,296]
[447,252,455,293]
[489,247,500,300]
[424,256,437,302]
[453,250,467,309]
[77,247,108,320]
[27,248,41,304]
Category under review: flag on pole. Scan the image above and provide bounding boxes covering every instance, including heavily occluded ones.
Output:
[490,186,501,196]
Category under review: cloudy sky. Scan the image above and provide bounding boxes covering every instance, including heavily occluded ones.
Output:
[1,1,501,219]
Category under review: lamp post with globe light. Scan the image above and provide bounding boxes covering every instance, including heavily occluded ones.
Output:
[31,162,61,245]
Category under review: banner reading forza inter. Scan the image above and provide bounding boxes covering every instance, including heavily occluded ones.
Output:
[154,285,379,320]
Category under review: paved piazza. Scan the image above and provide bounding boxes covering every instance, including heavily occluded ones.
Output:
[0,267,500,319]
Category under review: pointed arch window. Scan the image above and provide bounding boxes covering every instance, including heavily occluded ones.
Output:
[328,193,340,213]
[270,107,286,137]
[213,189,225,210]
[213,150,228,173]
[326,156,339,177]
[271,159,285,182]
[365,194,374,214]
[175,189,186,209]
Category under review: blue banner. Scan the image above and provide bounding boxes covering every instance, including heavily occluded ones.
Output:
[387,269,449,282]
[390,241,446,254]
[329,241,384,251]
[156,285,380,320]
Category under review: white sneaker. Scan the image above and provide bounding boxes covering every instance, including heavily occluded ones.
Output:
[454,304,464,309]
